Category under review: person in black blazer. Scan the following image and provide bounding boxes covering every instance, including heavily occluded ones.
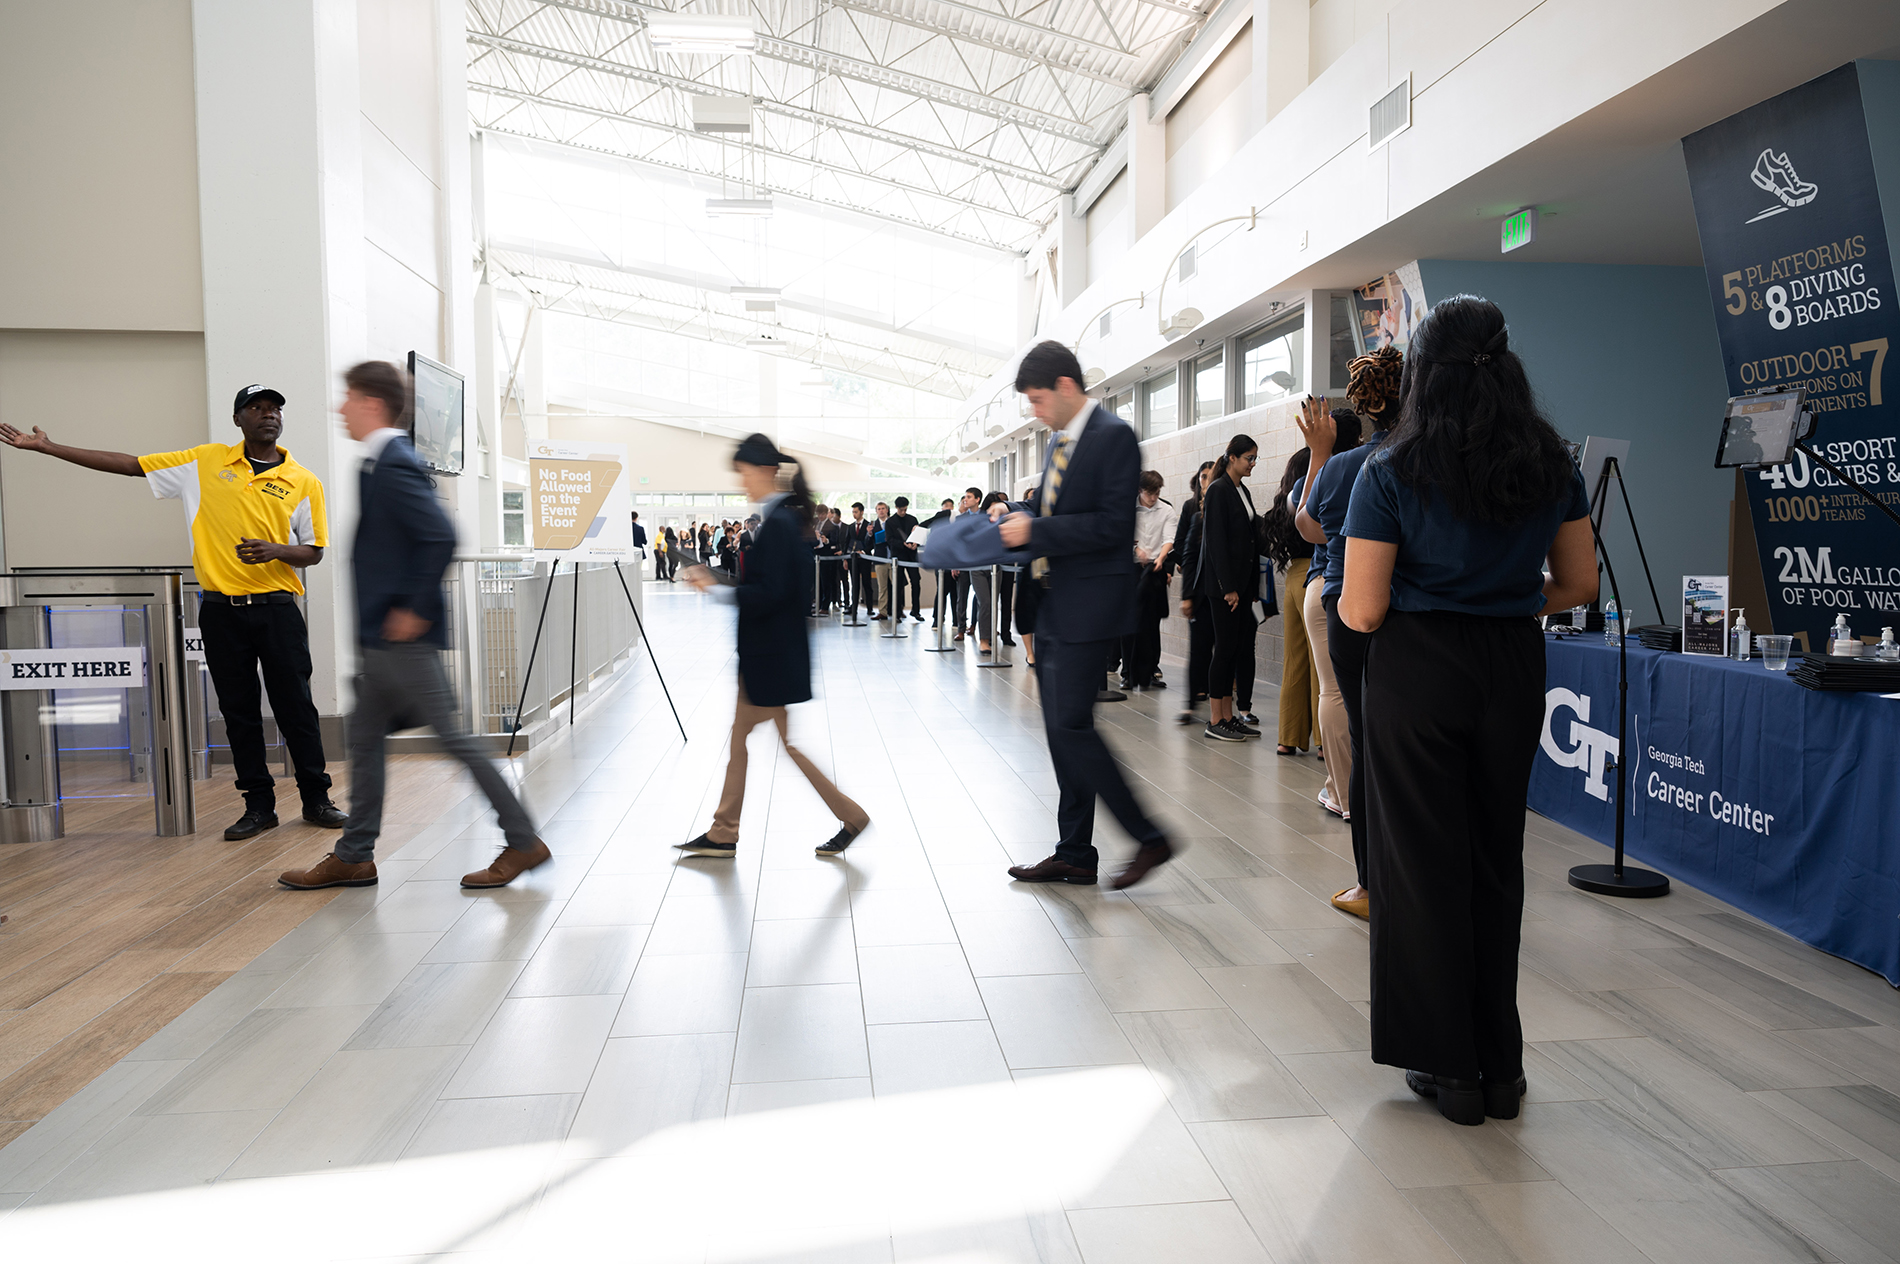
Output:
[280,361,546,893]
[990,342,1172,890]
[677,434,869,859]
[1200,434,1262,742]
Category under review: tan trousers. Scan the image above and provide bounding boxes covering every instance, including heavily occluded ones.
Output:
[875,563,891,615]
[1277,559,1320,749]
[709,682,866,845]
[1304,578,1351,809]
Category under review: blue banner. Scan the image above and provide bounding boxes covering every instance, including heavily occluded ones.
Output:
[1531,636,1900,985]
[1683,62,1900,649]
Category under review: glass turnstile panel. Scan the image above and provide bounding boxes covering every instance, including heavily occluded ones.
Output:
[47,605,157,806]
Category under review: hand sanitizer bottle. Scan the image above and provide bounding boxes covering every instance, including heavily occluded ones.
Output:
[1603,598,1621,646]
[1730,609,1751,661]
[1878,627,1899,662]
[1831,613,1859,656]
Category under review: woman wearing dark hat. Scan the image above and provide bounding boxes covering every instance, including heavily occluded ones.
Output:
[676,434,870,859]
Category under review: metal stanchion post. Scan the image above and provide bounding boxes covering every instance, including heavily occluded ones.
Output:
[925,565,956,653]
[978,563,1013,668]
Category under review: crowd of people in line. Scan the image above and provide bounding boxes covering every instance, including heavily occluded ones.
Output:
[672,297,1596,1129]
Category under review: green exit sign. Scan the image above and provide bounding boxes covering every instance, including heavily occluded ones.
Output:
[1500,207,1538,253]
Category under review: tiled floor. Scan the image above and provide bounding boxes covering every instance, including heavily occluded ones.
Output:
[1,588,1897,1262]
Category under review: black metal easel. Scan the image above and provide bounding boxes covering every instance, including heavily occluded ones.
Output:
[1568,454,1670,899]
[506,557,688,760]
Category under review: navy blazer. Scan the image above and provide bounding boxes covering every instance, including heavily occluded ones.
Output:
[735,496,814,708]
[1007,404,1140,641]
[353,433,457,649]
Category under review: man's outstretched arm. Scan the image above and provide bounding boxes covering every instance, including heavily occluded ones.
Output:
[0,425,143,476]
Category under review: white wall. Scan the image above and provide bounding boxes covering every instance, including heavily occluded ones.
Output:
[966,0,1814,444]
[1167,24,1256,213]
[1085,171,1132,288]
[0,2,209,570]
[1309,0,1406,79]
[0,1,203,333]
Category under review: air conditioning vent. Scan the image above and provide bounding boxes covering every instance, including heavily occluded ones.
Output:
[1369,78,1411,150]
[1177,244,1197,283]
[1099,311,1113,338]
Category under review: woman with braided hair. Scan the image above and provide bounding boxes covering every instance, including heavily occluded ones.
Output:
[1297,345,1402,919]
[1339,296,1597,1125]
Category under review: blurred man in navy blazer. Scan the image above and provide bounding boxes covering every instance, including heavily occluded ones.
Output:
[992,342,1173,889]
[280,361,546,893]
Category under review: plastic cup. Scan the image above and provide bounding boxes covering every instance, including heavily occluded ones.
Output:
[1759,634,1792,671]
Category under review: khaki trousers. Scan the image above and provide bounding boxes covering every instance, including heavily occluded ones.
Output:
[876,563,891,614]
[1277,559,1320,749]
[1304,578,1352,809]
[709,682,866,845]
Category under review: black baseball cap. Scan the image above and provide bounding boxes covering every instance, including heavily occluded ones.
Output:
[233,384,286,414]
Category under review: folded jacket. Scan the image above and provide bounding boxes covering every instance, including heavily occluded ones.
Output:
[918,511,1026,571]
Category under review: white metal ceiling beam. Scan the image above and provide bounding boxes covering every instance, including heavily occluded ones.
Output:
[520,0,1107,144]
[496,264,983,399]
[467,30,1073,190]
[477,123,1034,253]
[824,0,1138,87]
[473,83,1041,227]
[488,236,1016,358]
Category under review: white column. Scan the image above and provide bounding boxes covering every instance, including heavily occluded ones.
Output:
[1016,256,1040,346]
[193,0,365,717]
[1058,193,1088,309]
[1126,93,1166,246]
[757,351,779,443]
[521,308,548,442]
[435,0,480,554]
[1252,0,1310,131]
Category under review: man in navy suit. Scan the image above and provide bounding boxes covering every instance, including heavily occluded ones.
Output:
[992,342,1173,889]
[280,361,546,892]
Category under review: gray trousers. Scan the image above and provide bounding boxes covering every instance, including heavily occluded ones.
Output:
[336,644,536,863]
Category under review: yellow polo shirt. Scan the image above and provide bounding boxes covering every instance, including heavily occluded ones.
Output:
[138,443,329,596]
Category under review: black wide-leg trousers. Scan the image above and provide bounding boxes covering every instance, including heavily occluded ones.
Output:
[1363,610,1544,1082]
[1323,593,1373,889]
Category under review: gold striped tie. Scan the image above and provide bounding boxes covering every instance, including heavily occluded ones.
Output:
[1030,434,1072,583]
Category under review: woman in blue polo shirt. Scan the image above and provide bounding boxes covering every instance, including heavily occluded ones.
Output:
[1339,296,1598,1127]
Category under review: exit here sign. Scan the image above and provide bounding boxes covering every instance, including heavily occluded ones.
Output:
[1501,207,1538,253]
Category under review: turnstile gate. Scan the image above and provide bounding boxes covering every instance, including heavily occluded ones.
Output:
[0,570,195,841]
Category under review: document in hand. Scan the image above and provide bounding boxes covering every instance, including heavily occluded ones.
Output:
[906,524,932,550]
[917,511,1024,570]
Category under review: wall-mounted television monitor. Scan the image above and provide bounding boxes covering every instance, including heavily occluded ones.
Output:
[407,351,465,476]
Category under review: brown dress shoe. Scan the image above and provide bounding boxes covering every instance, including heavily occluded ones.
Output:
[462,839,552,889]
[1109,839,1174,890]
[1007,855,1098,885]
[279,853,378,890]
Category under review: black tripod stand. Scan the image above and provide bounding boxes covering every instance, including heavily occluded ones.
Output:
[505,557,688,760]
[1568,455,1669,898]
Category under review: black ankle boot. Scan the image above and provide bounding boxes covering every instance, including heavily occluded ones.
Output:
[1405,1070,1485,1126]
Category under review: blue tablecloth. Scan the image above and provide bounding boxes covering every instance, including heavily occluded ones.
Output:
[1531,636,1900,985]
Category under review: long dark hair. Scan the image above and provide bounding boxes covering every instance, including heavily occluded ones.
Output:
[1259,448,1310,571]
[1212,433,1257,482]
[1185,460,1216,512]
[1379,296,1574,524]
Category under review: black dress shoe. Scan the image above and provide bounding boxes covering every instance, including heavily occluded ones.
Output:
[1405,1070,1485,1125]
[1007,855,1098,885]
[302,801,348,828]
[1110,839,1174,890]
[225,808,280,841]
[1097,689,1127,702]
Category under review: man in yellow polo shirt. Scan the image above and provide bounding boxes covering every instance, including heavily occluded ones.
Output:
[0,385,348,840]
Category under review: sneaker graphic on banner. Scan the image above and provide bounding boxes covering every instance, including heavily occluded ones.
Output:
[1746,149,1817,222]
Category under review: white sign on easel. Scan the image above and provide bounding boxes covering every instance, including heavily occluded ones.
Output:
[528,441,634,560]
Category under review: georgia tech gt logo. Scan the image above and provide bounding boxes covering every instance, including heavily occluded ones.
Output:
[1541,688,1619,802]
